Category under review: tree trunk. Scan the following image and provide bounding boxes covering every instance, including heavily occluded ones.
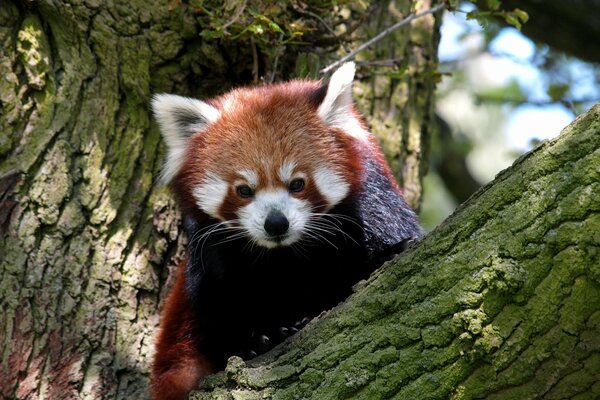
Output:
[0,1,439,399]
[352,0,440,210]
[189,105,600,399]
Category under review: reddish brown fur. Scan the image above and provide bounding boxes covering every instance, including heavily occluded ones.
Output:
[151,261,216,400]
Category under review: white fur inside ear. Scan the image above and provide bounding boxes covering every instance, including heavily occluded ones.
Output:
[317,62,369,142]
[152,94,220,183]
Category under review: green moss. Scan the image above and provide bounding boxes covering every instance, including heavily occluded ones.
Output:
[230,389,266,400]
[545,353,600,399]
[16,16,50,90]
[149,28,184,63]
[453,309,488,335]
[559,277,600,335]
[421,320,455,347]
[29,140,72,225]
[237,364,297,389]
[119,37,152,102]
[298,367,324,386]
[196,106,600,399]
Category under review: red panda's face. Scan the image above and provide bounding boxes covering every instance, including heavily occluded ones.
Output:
[195,160,344,249]
[153,63,368,249]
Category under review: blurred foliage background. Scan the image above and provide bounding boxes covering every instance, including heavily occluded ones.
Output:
[420,0,600,230]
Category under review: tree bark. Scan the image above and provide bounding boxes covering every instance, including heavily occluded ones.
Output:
[0,1,440,399]
[353,0,440,210]
[189,105,600,399]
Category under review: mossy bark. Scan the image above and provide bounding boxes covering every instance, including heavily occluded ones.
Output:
[189,105,600,399]
[353,0,440,210]
[0,1,439,399]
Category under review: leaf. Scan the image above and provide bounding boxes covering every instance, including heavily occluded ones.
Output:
[485,0,501,11]
[465,10,478,21]
[247,22,265,35]
[547,83,570,102]
[200,30,225,40]
[513,8,529,23]
[446,0,460,11]
[255,14,284,34]
[504,14,521,30]
[478,79,526,103]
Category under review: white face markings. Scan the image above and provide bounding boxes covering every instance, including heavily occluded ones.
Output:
[313,166,349,209]
[238,188,310,248]
[278,160,297,183]
[192,174,228,219]
[237,168,259,188]
[233,164,348,248]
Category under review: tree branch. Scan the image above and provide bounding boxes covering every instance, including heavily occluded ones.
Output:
[190,104,600,399]
[320,3,446,74]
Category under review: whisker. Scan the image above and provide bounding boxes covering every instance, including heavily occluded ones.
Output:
[290,242,310,259]
[303,229,339,250]
[189,219,246,269]
[211,231,249,246]
[313,213,364,231]
[305,218,361,247]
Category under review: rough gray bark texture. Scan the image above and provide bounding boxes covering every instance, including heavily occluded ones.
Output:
[0,1,440,398]
[189,105,600,399]
[353,0,440,210]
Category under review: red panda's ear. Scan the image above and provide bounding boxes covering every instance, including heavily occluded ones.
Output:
[316,62,369,142]
[152,94,220,184]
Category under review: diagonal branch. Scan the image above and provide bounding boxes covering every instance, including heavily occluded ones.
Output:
[190,104,600,399]
[320,3,446,74]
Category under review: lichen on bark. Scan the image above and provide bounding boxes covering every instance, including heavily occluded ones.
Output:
[189,105,600,399]
[0,0,441,398]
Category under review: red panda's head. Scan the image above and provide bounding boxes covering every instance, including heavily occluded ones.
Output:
[153,63,371,249]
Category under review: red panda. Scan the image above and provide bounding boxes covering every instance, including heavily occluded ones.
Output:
[150,62,421,400]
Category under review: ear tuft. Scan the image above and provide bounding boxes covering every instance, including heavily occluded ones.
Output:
[316,62,369,142]
[317,62,355,124]
[152,94,220,184]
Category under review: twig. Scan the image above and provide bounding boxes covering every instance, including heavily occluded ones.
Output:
[320,3,446,74]
[222,0,247,31]
[474,94,599,107]
[251,37,259,83]
[293,4,337,38]
[293,3,379,49]
[268,33,285,83]
[355,58,404,67]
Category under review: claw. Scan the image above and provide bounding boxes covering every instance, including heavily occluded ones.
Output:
[278,326,290,338]
[241,349,258,360]
[294,317,310,329]
[258,334,271,353]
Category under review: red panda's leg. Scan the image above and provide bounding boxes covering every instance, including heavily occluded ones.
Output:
[151,262,215,400]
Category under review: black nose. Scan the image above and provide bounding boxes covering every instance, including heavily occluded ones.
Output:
[264,210,289,237]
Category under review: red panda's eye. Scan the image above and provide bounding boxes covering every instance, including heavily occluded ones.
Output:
[289,178,305,193]
[236,185,254,198]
